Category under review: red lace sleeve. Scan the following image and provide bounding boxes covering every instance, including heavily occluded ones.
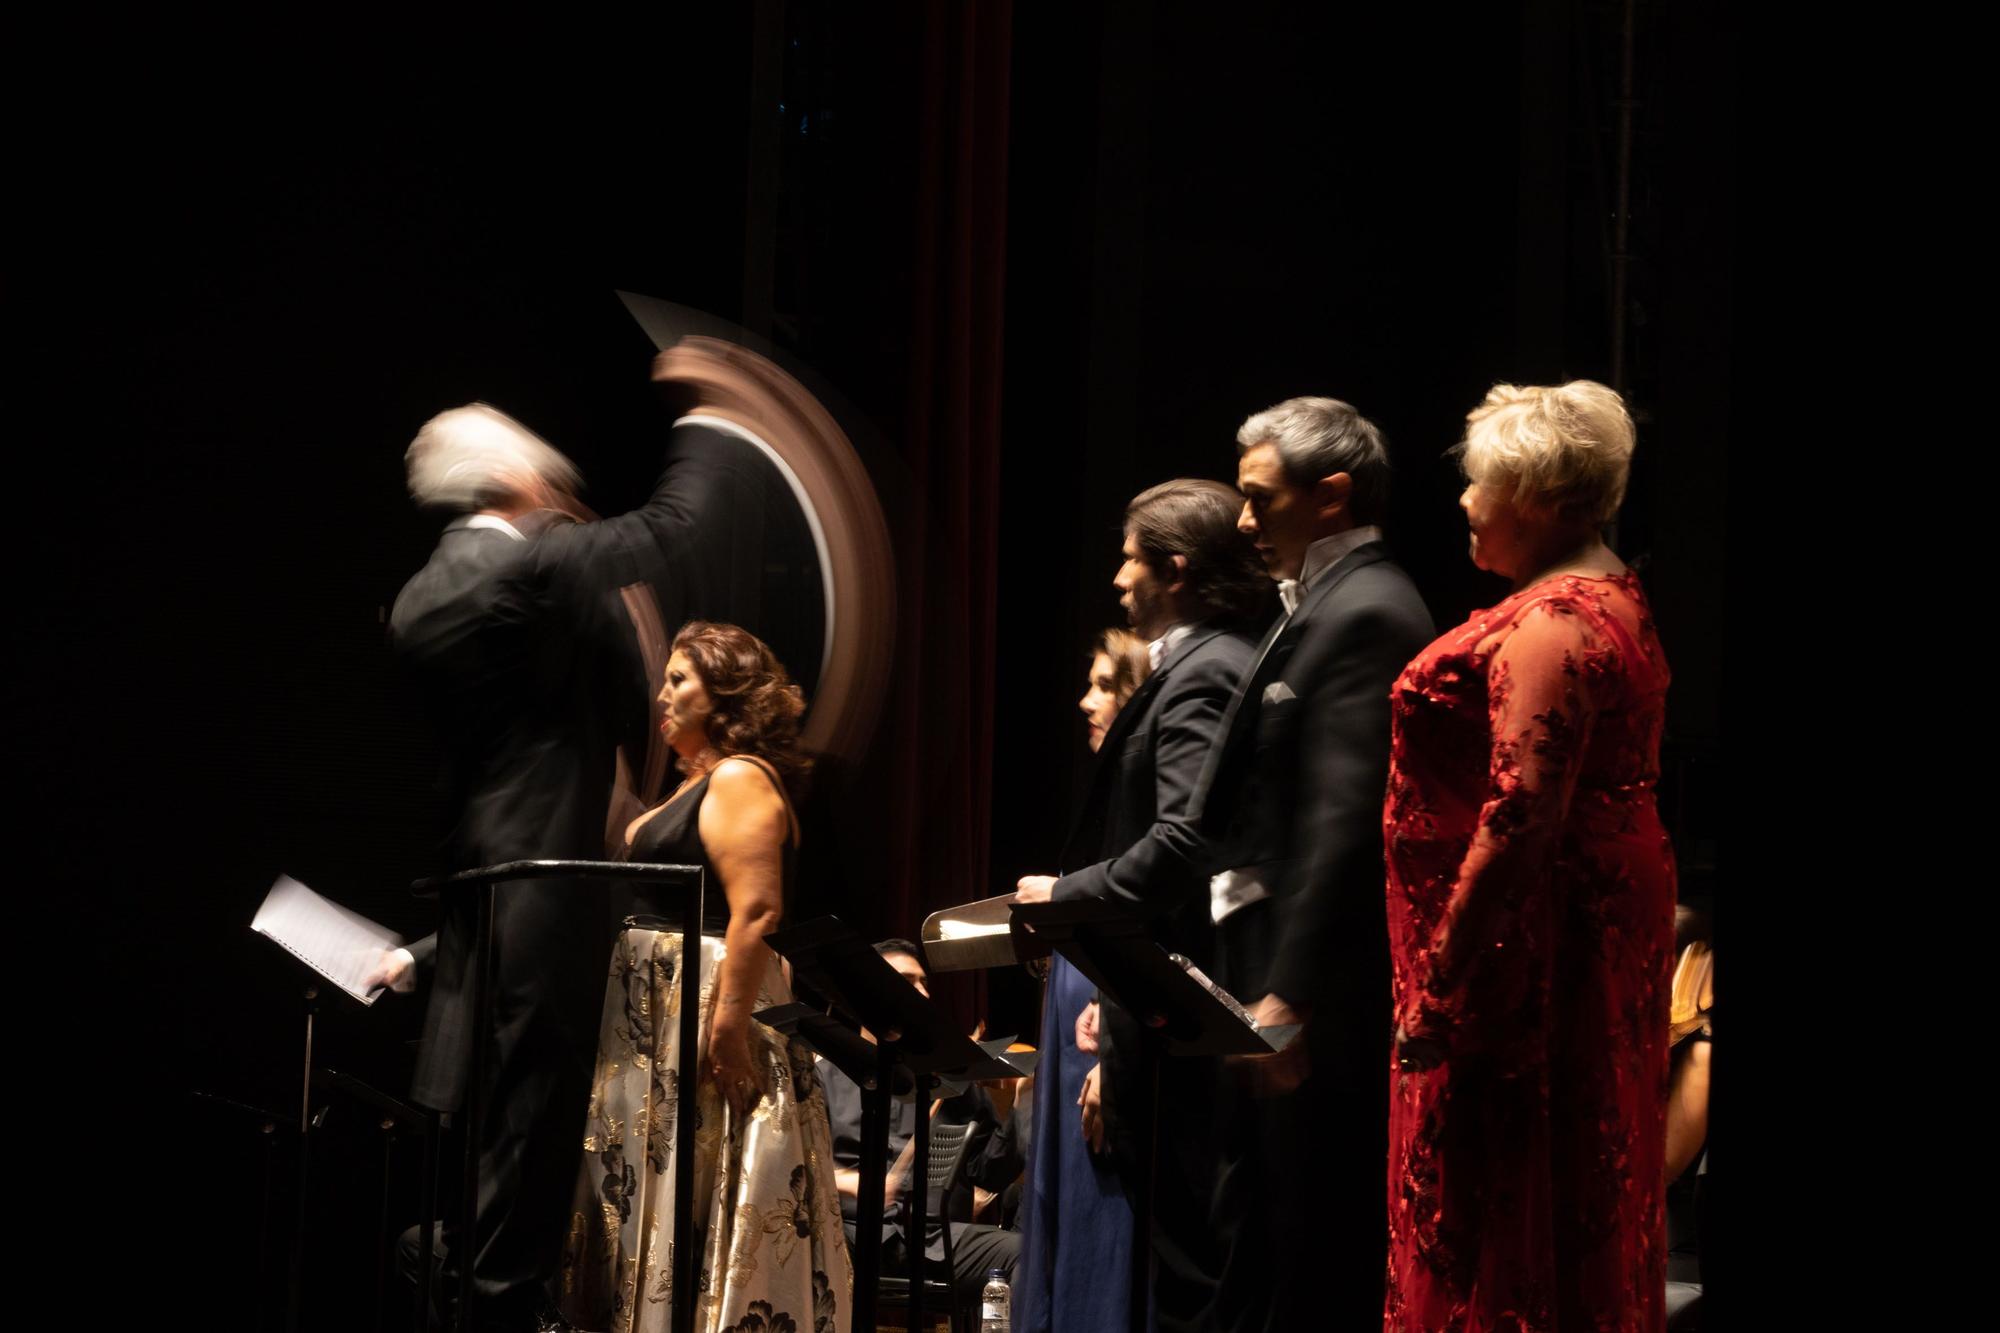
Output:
[1399,597,1603,1058]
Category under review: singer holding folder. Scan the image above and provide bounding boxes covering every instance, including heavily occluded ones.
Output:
[1013,480,1269,1333]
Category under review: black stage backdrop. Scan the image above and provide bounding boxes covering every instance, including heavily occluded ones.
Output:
[24,2,1729,1317]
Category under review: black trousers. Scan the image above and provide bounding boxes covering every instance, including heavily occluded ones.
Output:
[398,1062,594,1333]
[1209,1050,1387,1332]
[1209,900,1388,1332]
[410,882,609,1331]
[1099,1009,1223,1333]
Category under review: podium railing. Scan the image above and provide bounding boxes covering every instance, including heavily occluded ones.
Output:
[414,859,703,1333]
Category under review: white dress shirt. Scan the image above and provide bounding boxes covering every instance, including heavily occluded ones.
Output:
[464,513,527,541]
[1147,621,1195,673]
[1296,524,1383,593]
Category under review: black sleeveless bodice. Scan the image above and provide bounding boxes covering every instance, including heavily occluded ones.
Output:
[625,758,797,933]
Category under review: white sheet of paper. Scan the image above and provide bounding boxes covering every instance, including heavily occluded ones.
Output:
[250,874,405,1006]
[935,918,1011,940]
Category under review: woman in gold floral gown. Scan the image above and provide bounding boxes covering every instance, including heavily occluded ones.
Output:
[561,622,851,1333]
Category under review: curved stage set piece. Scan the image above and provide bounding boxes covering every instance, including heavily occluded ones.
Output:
[621,290,899,780]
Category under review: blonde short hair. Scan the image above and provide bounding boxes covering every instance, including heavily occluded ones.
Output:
[1458,380,1634,525]
[404,403,583,511]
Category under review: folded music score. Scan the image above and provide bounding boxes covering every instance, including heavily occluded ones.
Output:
[919,892,1021,973]
[250,873,404,1005]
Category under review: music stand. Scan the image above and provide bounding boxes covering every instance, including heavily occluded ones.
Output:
[188,1089,291,1332]
[761,916,1031,1333]
[413,859,703,1333]
[1010,897,1297,1333]
[309,1068,441,1333]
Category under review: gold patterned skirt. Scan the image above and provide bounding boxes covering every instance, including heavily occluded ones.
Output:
[559,929,853,1333]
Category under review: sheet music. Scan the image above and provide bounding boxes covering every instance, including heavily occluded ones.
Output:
[935,917,1010,939]
[927,891,1019,941]
[250,874,404,1006]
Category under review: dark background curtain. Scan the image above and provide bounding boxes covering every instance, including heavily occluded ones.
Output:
[885,0,1013,1024]
[805,1,1016,1028]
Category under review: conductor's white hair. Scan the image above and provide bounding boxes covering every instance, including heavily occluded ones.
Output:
[404,403,583,510]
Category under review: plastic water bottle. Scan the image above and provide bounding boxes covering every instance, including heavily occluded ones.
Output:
[979,1266,1011,1332]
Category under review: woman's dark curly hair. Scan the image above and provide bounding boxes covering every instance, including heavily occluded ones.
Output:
[671,621,814,794]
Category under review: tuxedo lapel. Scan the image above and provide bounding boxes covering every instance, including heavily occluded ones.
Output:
[1154,623,1226,677]
[1186,542,1391,826]
[1186,612,1286,826]
[1289,540,1388,626]
[1060,624,1226,866]
[1093,665,1164,759]
[1237,607,1295,706]
[1089,624,1225,760]
[1243,542,1392,715]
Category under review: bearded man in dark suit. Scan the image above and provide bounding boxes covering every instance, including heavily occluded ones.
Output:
[1015,477,1270,1332]
[1184,396,1435,1332]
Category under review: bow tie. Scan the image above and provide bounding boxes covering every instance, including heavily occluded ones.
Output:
[1277,578,1302,615]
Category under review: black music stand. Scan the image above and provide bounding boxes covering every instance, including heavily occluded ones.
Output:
[1009,897,1298,1333]
[308,1068,441,1333]
[412,859,703,1333]
[188,1089,291,1332]
[760,916,1031,1333]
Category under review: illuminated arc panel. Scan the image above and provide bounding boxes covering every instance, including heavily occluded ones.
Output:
[674,411,838,684]
[652,336,896,765]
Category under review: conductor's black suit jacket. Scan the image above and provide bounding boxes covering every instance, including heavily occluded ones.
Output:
[389,420,753,1112]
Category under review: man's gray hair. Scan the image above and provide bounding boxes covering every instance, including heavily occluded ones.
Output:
[1235,396,1392,525]
[404,403,583,511]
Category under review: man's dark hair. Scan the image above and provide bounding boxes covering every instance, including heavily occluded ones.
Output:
[874,937,925,967]
[1124,478,1272,627]
[1674,903,1712,954]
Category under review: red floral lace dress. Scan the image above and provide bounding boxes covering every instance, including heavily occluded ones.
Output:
[1383,572,1676,1332]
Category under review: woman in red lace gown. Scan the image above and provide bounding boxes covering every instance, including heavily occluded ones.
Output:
[1383,381,1676,1331]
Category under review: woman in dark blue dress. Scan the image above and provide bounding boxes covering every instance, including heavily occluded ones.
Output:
[1015,629,1150,1333]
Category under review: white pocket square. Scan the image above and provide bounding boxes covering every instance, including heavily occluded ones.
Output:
[1262,681,1295,704]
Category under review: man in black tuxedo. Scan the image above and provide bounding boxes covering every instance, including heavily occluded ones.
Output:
[1016,478,1269,1332]
[383,400,752,1330]
[1187,396,1434,1332]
